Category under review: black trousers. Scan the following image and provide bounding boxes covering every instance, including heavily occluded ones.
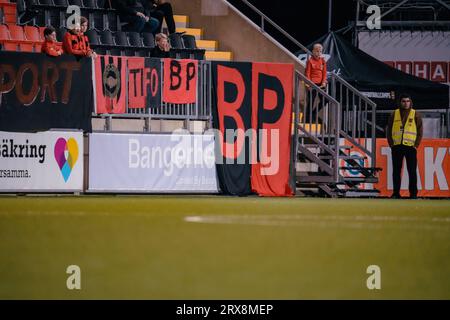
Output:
[151,2,176,34]
[391,144,418,197]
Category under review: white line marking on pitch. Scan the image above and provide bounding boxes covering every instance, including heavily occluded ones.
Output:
[184,214,450,231]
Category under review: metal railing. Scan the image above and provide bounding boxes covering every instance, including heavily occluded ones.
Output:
[93,60,213,130]
[223,0,312,58]
[295,71,342,182]
[330,73,377,166]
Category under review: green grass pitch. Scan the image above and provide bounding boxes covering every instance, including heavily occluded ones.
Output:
[0,195,449,299]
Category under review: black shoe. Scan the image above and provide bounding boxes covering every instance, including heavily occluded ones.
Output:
[409,194,418,199]
[390,193,401,199]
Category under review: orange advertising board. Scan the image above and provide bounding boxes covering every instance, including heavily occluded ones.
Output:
[341,139,450,197]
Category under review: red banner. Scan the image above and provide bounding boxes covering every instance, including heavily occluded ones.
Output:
[95,55,127,114]
[251,62,294,196]
[163,58,198,104]
[127,57,146,109]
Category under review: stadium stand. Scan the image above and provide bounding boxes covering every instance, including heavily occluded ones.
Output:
[0,0,232,60]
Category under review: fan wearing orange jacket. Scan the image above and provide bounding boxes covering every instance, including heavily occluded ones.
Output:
[41,26,63,57]
[305,43,327,88]
[62,17,97,58]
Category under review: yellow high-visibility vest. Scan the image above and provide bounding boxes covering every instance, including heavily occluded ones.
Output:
[392,108,417,147]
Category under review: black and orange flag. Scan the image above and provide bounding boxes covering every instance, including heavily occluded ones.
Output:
[95,55,127,114]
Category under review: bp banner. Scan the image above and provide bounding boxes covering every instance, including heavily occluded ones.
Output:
[163,58,198,104]
[211,61,294,196]
[0,52,93,132]
[88,132,218,193]
[0,130,84,191]
[95,55,127,114]
[340,138,450,197]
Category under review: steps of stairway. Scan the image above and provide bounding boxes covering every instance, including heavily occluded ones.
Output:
[176,27,203,39]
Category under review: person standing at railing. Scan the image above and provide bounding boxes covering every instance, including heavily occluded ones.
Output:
[304,43,328,126]
[306,44,327,89]
[62,18,96,58]
[386,94,423,199]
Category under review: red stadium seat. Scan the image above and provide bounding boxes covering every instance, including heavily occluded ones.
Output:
[24,25,40,42]
[0,24,9,40]
[7,24,25,41]
[6,25,34,51]
[38,26,46,42]
[0,0,11,4]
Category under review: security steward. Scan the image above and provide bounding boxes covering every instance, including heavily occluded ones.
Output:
[386,94,423,199]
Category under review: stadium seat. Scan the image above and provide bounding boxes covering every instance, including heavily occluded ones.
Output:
[85,28,99,45]
[106,11,118,31]
[8,24,25,40]
[8,24,34,51]
[99,29,113,45]
[0,23,10,41]
[68,0,83,7]
[114,30,128,46]
[182,34,197,49]
[168,32,184,49]
[127,31,143,47]
[92,11,105,31]
[24,25,40,42]
[37,0,54,5]
[114,31,134,55]
[142,32,154,48]
[55,26,65,42]
[38,26,46,41]
[53,0,68,6]
[24,25,42,51]
[82,0,96,8]
[97,0,107,9]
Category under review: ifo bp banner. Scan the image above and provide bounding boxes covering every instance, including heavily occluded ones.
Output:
[0,131,84,191]
[88,132,218,193]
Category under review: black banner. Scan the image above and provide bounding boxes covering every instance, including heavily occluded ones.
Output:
[0,52,93,132]
[212,61,253,196]
[146,58,162,107]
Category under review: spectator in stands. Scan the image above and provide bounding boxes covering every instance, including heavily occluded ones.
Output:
[41,26,63,57]
[80,16,97,58]
[306,43,327,89]
[62,18,96,58]
[112,0,159,34]
[144,0,176,34]
[151,33,171,58]
[304,43,328,124]
[386,94,423,199]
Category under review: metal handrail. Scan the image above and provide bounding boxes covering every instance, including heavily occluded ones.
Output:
[222,0,312,56]
[330,73,376,107]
